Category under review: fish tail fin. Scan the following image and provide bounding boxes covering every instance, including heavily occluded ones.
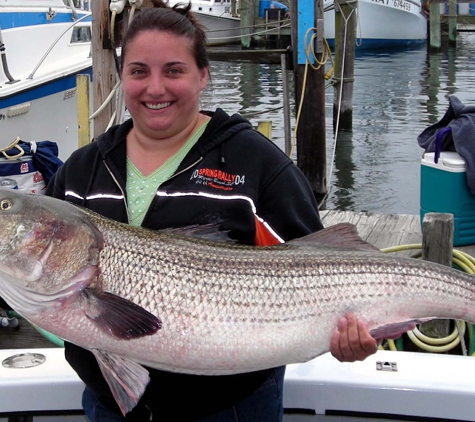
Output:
[370,317,434,340]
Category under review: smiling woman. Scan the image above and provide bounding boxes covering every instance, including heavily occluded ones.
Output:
[44,0,377,421]
[120,27,209,174]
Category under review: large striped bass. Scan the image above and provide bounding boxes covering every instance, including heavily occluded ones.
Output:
[0,189,474,415]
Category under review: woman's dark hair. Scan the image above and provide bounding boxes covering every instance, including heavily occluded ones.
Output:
[120,0,209,72]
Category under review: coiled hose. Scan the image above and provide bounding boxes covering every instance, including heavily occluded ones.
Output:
[380,245,475,356]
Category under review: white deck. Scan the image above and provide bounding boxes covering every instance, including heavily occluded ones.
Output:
[1,346,475,421]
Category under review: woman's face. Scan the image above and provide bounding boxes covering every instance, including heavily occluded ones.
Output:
[121,30,208,140]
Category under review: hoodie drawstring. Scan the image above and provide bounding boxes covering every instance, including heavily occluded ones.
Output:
[220,143,226,166]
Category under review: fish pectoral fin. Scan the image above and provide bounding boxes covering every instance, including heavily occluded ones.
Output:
[82,289,162,339]
[91,348,149,416]
[370,317,434,340]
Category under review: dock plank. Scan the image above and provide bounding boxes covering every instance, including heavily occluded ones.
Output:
[320,210,423,257]
[321,210,475,258]
[0,317,58,349]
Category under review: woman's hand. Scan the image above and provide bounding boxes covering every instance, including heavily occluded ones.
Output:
[330,313,378,362]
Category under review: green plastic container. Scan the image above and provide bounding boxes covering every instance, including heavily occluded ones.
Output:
[420,151,475,246]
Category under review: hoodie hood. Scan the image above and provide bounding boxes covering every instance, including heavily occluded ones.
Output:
[95,108,253,171]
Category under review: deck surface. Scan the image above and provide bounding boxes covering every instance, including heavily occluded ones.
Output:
[321,210,475,257]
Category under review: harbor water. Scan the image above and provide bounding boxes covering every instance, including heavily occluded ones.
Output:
[203,32,475,216]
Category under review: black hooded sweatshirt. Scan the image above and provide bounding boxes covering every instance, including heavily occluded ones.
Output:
[46,108,323,420]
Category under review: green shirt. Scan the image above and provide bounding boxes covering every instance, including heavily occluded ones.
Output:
[126,122,208,226]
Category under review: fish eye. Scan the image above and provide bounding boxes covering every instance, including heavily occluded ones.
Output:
[0,199,12,210]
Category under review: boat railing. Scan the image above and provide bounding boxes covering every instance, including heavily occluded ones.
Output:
[28,12,92,81]
[67,0,78,20]
[0,26,19,85]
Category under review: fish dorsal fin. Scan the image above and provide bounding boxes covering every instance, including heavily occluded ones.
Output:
[164,224,236,243]
[288,223,380,252]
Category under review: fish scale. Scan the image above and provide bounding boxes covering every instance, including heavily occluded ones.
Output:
[0,190,475,415]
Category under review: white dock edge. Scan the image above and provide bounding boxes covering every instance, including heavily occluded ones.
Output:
[283,350,475,421]
[2,347,475,420]
[0,348,84,414]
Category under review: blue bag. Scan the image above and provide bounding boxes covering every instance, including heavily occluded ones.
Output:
[0,138,63,194]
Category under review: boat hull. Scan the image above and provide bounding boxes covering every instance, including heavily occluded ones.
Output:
[195,11,241,46]
[324,0,427,49]
[0,68,92,162]
[167,0,241,46]
[0,2,92,161]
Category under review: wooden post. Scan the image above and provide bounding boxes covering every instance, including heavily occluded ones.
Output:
[448,0,457,46]
[429,2,441,51]
[257,121,272,139]
[231,0,238,16]
[420,213,454,341]
[422,213,454,266]
[91,0,117,139]
[333,0,356,130]
[281,53,292,157]
[76,74,91,149]
[240,0,254,48]
[290,0,327,199]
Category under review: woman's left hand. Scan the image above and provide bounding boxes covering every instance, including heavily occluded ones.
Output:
[330,313,378,362]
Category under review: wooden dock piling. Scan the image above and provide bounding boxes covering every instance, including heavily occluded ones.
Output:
[429,1,442,50]
[428,0,475,50]
[422,213,454,267]
[420,213,455,340]
[76,74,91,149]
[333,0,356,130]
[91,0,118,139]
[240,0,255,48]
[290,0,327,199]
[448,0,458,46]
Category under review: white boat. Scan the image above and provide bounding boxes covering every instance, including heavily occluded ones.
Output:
[324,0,427,49]
[0,0,92,161]
[168,0,426,49]
[167,0,242,46]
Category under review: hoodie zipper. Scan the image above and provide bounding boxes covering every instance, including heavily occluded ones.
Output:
[103,160,131,223]
[162,157,203,184]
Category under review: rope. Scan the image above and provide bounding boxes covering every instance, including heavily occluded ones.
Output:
[89,80,121,121]
[318,2,358,208]
[110,10,117,46]
[0,137,24,159]
[240,105,284,119]
[289,27,332,159]
[381,244,475,355]
[207,20,291,42]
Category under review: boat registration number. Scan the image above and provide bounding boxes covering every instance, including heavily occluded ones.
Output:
[372,0,412,11]
[392,0,412,11]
